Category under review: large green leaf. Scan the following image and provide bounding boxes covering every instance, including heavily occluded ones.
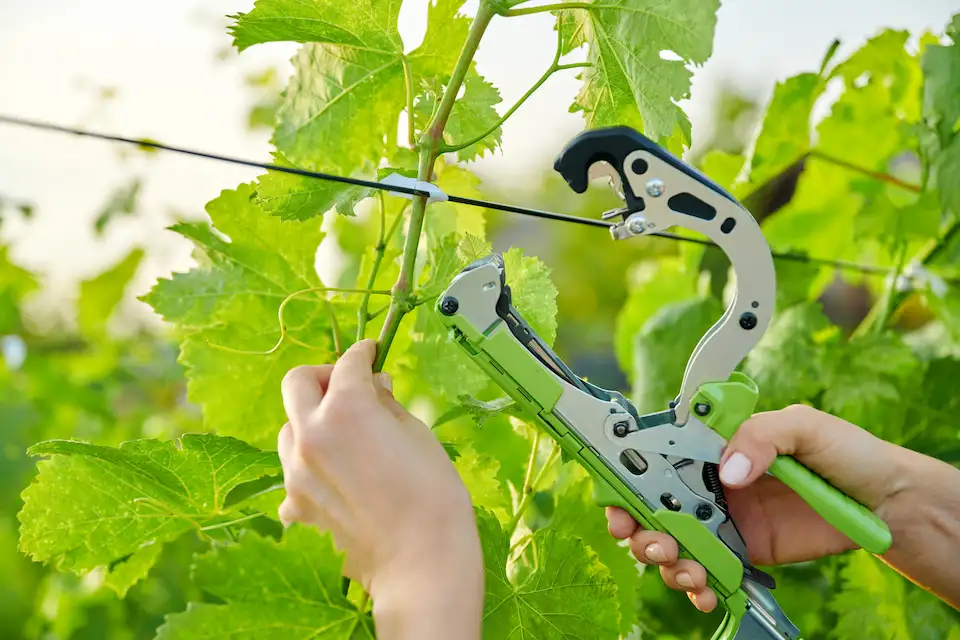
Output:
[563,0,719,144]
[18,435,279,577]
[0,244,39,335]
[477,509,620,639]
[550,468,641,635]
[230,0,475,180]
[156,524,373,639]
[143,184,341,448]
[416,69,503,163]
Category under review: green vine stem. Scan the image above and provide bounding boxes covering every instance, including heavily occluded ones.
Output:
[374,0,499,371]
[507,440,560,533]
[357,195,406,340]
[504,2,615,16]
[438,26,590,153]
[401,56,416,147]
[808,150,922,193]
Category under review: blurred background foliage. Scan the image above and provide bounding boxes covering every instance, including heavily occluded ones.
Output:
[3,9,960,640]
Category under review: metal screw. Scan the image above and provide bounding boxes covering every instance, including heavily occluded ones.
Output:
[696,504,713,521]
[439,297,459,316]
[627,216,647,234]
[739,312,758,330]
[694,402,710,416]
[645,179,665,197]
[613,421,630,437]
[660,493,682,512]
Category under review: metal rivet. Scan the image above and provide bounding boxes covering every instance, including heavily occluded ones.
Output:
[694,402,710,416]
[439,297,459,315]
[645,179,665,197]
[613,421,630,437]
[660,493,682,511]
[696,504,713,521]
[627,217,647,234]
[739,312,758,330]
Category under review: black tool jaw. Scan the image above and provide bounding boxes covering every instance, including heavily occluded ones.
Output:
[552,126,738,207]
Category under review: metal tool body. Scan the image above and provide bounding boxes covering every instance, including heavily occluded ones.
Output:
[436,126,893,639]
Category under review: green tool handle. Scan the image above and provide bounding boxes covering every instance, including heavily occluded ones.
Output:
[694,373,893,556]
[767,456,891,554]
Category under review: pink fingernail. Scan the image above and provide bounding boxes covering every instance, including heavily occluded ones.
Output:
[644,543,667,563]
[720,452,752,485]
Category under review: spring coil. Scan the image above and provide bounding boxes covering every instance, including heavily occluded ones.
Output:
[702,462,728,511]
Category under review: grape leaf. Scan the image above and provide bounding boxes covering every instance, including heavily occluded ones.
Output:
[923,279,960,342]
[102,541,165,598]
[822,333,922,440]
[458,233,493,262]
[744,302,840,411]
[143,185,339,448]
[454,446,510,523]
[477,508,620,639]
[921,14,960,146]
[156,524,373,639]
[614,257,700,380]
[565,0,719,144]
[551,468,641,635]
[435,411,533,494]
[831,550,959,640]
[18,435,279,576]
[253,154,374,220]
[746,73,823,186]
[503,247,559,348]
[631,296,724,413]
[897,358,960,464]
[418,233,465,301]
[417,69,503,163]
[230,0,471,176]
[77,247,144,336]
[936,137,960,220]
[698,150,745,191]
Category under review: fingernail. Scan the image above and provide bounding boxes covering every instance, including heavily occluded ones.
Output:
[689,592,698,608]
[377,372,393,393]
[676,572,695,589]
[720,452,752,485]
[644,543,667,563]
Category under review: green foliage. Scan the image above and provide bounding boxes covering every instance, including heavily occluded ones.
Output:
[477,508,620,638]
[6,5,960,640]
[562,0,719,145]
[156,524,374,639]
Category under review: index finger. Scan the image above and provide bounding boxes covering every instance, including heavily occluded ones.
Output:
[281,364,334,431]
[326,339,379,398]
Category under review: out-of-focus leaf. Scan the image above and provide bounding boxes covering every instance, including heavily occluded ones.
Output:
[631,296,723,413]
[77,248,144,336]
[93,180,141,236]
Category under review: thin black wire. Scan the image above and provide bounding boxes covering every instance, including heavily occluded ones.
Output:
[0,113,918,279]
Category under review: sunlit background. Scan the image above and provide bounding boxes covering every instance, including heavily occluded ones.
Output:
[1,0,957,321]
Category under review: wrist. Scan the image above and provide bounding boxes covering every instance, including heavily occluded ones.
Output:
[369,517,484,640]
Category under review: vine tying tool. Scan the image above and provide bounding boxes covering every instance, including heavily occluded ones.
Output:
[436,125,894,639]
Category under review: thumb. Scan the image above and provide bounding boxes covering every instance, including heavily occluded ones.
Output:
[717,404,890,497]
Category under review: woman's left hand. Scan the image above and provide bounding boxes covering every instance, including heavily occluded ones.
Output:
[277,340,484,640]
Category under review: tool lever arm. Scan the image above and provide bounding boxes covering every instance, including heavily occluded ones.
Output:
[693,376,893,555]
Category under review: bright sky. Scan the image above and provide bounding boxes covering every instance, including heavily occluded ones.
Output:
[0,0,956,314]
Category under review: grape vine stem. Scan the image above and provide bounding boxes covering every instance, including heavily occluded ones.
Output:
[374,1,498,371]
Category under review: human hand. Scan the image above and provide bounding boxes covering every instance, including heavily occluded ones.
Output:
[277,340,483,639]
[605,404,918,613]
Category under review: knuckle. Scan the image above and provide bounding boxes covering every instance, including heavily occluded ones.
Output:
[277,496,306,525]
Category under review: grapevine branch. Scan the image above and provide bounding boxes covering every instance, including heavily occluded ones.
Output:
[504,2,618,16]
[374,1,499,371]
[438,24,591,154]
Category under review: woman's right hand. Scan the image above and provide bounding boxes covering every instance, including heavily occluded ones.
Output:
[605,404,960,613]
